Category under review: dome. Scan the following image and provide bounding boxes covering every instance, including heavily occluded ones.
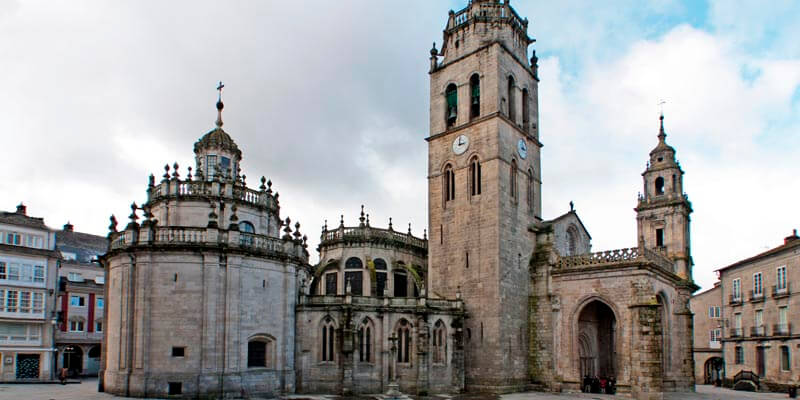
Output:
[649,115,675,157]
[193,127,241,159]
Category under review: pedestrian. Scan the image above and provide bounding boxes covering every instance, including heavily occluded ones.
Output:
[59,367,68,385]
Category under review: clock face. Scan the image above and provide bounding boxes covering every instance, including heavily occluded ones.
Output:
[452,134,469,155]
[517,138,528,159]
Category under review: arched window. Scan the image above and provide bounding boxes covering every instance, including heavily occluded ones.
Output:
[445,83,458,128]
[469,157,481,196]
[397,319,412,364]
[239,221,255,246]
[345,270,363,295]
[522,88,530,131]
[470,74,480,119]
[567,225,578,256]
[507,76,516,121]
[510,159,518,203]
[393,268,408,298]
[374,258,388,297]
[443,164,455,204]
[321,317,336,362]
[527,168,534,213]
[655,177,665,195]
[358,319,373,363]
[345,257,362,269]
[247,336,274,368]
[672,174,677,193]
[432,320,447,365]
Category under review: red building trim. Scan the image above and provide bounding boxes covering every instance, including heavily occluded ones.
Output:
[60,293,68,331]
[88,293,95,332]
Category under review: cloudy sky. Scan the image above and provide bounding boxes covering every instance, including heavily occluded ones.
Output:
[1,0,798,291]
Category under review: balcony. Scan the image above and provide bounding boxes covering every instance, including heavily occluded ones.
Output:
[729,328,743,338]
[729,294,743,306]
[750,325,766,337]
[773,323,792,337]
[748,290,765,303]
[772,283,790,299]
[709,340,722,349]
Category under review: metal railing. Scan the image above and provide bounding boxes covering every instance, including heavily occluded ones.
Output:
[749,289,765,303]
[773,323,792,336]
[772,283,790,298]
[729,294,743,305]
[729,328,743,338]
[750,326,766,337]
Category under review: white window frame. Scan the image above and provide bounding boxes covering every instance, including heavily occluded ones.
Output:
[70,295,85,307]
[734,313,742,329]
[732,278,741,300]
[755,309,763,327]
[69,320,85,332]
[779,306,788,325]
[95,321,103,333]
[777,266,787,291]
[753,272,763,296]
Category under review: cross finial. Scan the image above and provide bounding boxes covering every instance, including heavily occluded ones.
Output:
[658,99,666,117]
[215,81,225,128]
[657,99,667,141]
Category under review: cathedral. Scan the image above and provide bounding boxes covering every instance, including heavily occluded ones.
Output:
[100,1,698,399]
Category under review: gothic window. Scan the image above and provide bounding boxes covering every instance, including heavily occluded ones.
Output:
[321,317,336,362]
[344,271,363,295]
[507,76,516,122]
[247,337,274,368]
[443,164,455,204]
[446,83,458,127]
[469,157,481,196]
[325,273,337,295]
[527,168,534,213]
[432,320,447,364]
[397,319,412,364]
[345,257,362,269]
[510,159,518,203]
[567,225,578,256]
[358,320,373,363]
[394,270,408,298]
[655,176,665,195]
[522,88,530,131]
[470,74,480,119]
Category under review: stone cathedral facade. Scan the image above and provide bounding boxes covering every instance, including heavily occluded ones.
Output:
[100,1,697,399]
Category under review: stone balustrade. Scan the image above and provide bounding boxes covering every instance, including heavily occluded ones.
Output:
[450,2,527,32]
[300,294,462,310]
[320,225,427,252]
[147,176,277,211]
[108,225,307,262]
[556,246,676,274]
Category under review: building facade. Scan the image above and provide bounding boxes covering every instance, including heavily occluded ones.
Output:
[54,222,107,377]
[0,204,60,381]
[715,231,800,391]
[689,284,723,385]
[101,2,700,398]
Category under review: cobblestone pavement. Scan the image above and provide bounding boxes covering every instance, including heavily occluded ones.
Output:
[0,380,792,400]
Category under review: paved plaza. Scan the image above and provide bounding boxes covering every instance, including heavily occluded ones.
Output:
[0,379,793,400]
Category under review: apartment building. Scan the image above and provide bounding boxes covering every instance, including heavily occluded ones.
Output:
[718,230,799,391]
[54,222,107,377]
[690,283,724,384]
[0,204,60,381]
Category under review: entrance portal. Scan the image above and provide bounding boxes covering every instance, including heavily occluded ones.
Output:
[703,357,723,384]
[63,345,83,377]
[578,300,616,379]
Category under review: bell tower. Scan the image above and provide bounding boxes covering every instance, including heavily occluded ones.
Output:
[635,115,693,281]
[426,0,540,391]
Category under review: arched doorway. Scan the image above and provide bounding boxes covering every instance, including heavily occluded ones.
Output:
[63,345,83,377]
[87,345,102,376]
[704,357,723,384]
[577,300,617,379]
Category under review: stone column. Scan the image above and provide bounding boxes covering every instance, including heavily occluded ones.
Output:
[341,307,354,395]
[630,302,664,400]
[416,316,430,395]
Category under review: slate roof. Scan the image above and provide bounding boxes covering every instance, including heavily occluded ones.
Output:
[0,210,50,231]
[56,229,108,264]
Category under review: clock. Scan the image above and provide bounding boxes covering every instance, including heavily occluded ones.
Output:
[517,138,528,159]
[452,134,469,155]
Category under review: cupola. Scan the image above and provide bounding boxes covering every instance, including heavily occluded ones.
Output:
[193,82,242,181]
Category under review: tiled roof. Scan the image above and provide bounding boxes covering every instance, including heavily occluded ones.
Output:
[0,211,50,230]
[716,237,800,273]
[56,229,108,264]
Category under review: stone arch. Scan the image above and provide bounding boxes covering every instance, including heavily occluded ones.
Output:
[357,317,375,363]
[394,318,414,364]
[572,296,620,380]
[246,333,276,369]
[310,259,339,295]
[703,356,724,384]
[319,315,338,362]
[566,224,579,256]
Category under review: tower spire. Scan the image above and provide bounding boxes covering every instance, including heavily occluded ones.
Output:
[215,81,225,128]
[657,99,666,142]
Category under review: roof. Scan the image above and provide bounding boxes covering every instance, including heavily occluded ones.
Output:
[0,211,50,231]
[194,127,241,159]
[716,236,800,273]
[545,210,592,240]
[56,229,108,264]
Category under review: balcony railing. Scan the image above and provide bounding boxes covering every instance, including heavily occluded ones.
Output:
[729,328,743,338]
[728,294,743,306]
[748,290,765,303]
[750,325,766,337]
[772,283,790,298]
[320,225,427,253]
[555,245,675,274]
[773,323,792,336]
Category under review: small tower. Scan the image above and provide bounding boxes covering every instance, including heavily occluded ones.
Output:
[193,82,242,181]
[635,115,693,280]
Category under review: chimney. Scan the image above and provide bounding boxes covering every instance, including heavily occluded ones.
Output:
[16,203,26,216]
[63,222,74,232]
[785,229,799,245]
